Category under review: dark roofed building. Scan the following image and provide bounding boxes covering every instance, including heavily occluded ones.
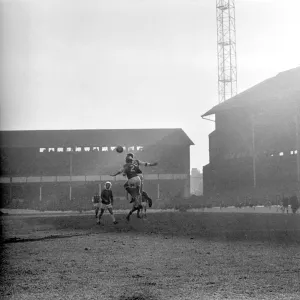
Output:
[202,66,300,118]
[202,67,300,206]
[0,128,194,210]
[0,128,193,148]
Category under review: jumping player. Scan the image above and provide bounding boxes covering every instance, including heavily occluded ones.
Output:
[92,192,101,218]
[111,156,145,221]
[97,181,118,225]
[111,156,142,199]
[123,153,156,218]
[123,152,157,200]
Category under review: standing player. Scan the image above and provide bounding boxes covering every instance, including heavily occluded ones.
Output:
[140,190,153,219]
[97,181,118,225]
[92,192,101,218]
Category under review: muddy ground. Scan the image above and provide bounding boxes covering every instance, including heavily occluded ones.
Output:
[1,211,300,300]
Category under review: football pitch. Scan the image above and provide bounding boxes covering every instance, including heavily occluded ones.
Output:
[1,211,300,300]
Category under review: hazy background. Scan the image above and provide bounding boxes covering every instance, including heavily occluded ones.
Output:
[1,0,299,171]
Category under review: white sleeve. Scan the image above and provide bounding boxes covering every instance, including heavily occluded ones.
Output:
[137,160,149,167]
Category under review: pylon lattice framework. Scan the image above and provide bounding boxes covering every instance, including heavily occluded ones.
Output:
[216,0,237,103]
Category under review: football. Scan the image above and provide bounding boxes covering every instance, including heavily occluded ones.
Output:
[116,145,124,153]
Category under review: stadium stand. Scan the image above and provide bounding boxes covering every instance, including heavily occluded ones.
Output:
[0,128,194,210]
[202,67,300,206]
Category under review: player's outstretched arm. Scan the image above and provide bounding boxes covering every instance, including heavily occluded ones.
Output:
[138,160,158,167]
[110,171,121,177]
[110,167,124,177]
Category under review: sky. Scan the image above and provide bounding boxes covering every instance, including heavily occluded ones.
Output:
[1,0,300,171]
